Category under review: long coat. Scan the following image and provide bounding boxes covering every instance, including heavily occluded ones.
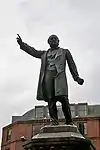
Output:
[20,43,79,101]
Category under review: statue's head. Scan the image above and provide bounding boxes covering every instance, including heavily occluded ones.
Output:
[48,35,59,48]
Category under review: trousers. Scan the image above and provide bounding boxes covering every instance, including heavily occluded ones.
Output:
[44,70,72,124]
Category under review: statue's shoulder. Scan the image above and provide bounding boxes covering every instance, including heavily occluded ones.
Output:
[62,48,69,51]
[60,48,70,53]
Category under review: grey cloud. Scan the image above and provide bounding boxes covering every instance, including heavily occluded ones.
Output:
[0,0,100,145]
[15,0,100,104]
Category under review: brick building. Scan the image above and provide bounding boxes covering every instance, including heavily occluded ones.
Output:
[1,103,100,150]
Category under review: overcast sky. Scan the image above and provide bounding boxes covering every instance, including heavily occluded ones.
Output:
[0,0,100,144]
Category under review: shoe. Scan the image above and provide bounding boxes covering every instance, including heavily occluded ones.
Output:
[65,122,74,126]
[50,119,59,126]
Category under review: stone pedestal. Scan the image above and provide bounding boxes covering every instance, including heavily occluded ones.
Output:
[23,125,95,150]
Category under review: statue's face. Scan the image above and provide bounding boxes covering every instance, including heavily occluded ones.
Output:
[48,35,59,48]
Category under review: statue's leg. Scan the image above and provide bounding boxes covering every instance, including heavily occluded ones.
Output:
[48,98,59,125]
[44,70,59,125]
[59,96,73,125]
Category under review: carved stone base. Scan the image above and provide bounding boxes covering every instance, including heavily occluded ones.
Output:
[23,125,95,150]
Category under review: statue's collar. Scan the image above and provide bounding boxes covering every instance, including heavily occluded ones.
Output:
[48,47,60,51]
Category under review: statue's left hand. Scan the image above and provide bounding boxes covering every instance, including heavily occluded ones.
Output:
[77,77,84,85]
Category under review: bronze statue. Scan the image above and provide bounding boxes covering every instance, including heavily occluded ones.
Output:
[16,34,84,125]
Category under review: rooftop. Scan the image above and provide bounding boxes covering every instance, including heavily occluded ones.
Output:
[12,103,100,123]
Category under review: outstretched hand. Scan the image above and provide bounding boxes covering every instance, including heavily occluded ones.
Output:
[16,34,23,45]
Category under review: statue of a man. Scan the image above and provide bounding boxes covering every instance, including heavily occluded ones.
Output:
[16,34,84,125]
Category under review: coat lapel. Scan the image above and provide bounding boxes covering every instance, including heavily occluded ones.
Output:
[42,51,48,71]
[55,48,63,59]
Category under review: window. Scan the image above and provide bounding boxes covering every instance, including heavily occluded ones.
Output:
[6,128,12,141]
[46,107,50,118]
[77,122,87,136]
[84,122,87,135]
[76,103,88,117]
[35,106,45,118]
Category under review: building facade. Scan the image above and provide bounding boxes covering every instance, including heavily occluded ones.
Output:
[1,103,100,150]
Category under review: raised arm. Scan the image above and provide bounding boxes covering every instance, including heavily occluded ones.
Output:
[66,49,84,85]
[16,34,44,59]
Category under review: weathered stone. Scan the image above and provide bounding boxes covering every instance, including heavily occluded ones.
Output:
[40,124,79,133]
[23,125,95,150]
